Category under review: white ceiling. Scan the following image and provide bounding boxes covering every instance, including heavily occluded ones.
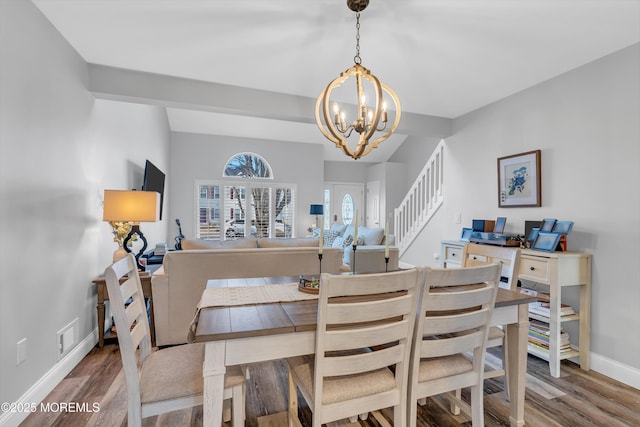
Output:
[33,0,640,162]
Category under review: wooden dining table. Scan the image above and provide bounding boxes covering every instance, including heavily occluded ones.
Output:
[193,275,536,427]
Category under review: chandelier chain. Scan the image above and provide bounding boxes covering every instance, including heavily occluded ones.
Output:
[354,12,361,65]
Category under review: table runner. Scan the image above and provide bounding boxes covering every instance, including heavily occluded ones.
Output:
[188,283,318,342]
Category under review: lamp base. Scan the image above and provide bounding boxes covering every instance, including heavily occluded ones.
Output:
[123,225,148,271]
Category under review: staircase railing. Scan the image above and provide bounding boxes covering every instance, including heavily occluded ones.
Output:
[394,139,445,256]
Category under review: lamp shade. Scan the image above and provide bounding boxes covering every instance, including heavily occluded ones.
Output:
[309,204,324,216]
[103,190,159,223]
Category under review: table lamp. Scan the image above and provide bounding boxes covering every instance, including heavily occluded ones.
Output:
[309,204,324,228]
[103,190,159,271]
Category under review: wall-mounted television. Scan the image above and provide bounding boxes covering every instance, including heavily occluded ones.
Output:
[142,160,165,220]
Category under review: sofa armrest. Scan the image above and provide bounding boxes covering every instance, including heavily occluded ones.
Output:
[343,246,399,274]
[150,267,170,347]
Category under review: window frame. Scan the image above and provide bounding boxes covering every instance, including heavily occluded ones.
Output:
[195,179,297,240]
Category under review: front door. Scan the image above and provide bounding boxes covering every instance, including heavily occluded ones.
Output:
[330,184,363,226]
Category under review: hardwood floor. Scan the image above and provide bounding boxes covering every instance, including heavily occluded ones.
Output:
[21,343,640,427]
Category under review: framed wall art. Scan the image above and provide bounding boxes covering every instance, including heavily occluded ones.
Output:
[497,149,541,208]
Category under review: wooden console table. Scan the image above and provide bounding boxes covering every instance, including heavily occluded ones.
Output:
[441,240,591,378]
[91,269,156,348]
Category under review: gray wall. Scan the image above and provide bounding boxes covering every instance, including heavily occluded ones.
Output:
[402,44,640,380]
[324,160,368,183]
[169,132,324,239]
[0,0,170,416]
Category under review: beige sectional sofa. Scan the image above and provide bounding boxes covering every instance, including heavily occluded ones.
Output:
[151,237,343,346]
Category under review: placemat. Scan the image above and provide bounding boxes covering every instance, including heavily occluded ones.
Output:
[198,283,317,308]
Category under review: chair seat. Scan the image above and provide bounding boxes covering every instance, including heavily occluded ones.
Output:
[140,342,245,405]
[488,326,504,340]
[288,354,397,405]
[418,354,472,382]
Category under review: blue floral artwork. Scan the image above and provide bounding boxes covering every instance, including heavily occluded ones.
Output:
[507,165,529,196]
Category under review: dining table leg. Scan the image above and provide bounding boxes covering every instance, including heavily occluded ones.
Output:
[203,341,226,427]
[506,304,529,427]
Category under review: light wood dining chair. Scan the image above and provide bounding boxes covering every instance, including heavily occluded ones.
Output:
[462,243,521,400]
[287,267,425,427]
[408,263,501,427]
[104,253,246,427]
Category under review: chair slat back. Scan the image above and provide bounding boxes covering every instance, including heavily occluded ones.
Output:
[326,294,415,325]
[462,243,521,290]
[313,268,425,417]
[422,309,494,335]
[413,263,500,371]
[420,329,486,358]
[423,286,496,311]
[104,254,153,412]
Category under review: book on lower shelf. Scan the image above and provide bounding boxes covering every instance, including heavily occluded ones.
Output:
[529,318,556,334]
[528,341,574,355]
[528,301,575,317]
[528,319,572,354]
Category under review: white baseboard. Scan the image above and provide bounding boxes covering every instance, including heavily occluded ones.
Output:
[0,329,98,427]
[590,352,640,390]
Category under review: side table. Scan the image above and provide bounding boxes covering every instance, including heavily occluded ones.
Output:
[92,268,157,348]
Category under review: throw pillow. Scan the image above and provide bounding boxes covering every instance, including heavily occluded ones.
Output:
[331,236,345,248]
[219,237,258,249]
[343,235,354,247]
[358,227,385,245]
[323,229,341,247]
[343,224,356,239]
[330,222,348,235]
[180,238,222,250]
[257,237,319,248]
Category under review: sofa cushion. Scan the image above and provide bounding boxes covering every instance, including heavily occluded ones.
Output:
[218,237,258,248]
[257,237,319,248]
[180,238,222,250]
[358,227,385,245]
[181,237,258,249]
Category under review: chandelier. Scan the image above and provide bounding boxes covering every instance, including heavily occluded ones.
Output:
[315,0,401,160]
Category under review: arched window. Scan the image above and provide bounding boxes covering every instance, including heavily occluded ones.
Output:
[197,153,295,240]
[223,152,272,179]
[342,193,354,224]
